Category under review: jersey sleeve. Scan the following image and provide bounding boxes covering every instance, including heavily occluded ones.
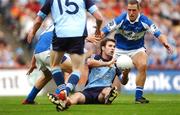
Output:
[37,0,52,20]
[85,54,100,64]
[85,0,98,14]
[93,54,101,61]
[142,16,162,38]
[102,12,126,36]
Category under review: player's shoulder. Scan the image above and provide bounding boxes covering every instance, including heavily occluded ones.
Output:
[114,12,127,23]
[140,13,149,19]
[120,12,127,17]
[139,13,152,24]
[117,12,127,19]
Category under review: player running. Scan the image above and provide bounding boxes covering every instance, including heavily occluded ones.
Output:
[101,0,173,103]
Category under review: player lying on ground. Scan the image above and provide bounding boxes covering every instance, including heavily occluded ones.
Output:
[48,39,130,111]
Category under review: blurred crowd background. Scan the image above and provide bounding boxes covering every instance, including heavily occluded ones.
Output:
[0,0,179,69]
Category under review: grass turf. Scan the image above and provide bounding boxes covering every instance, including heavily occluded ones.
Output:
[0,94,180,115]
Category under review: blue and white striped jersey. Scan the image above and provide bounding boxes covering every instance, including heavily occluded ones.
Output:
[34,25,54,54]
[37,0,98,38]
[102,12,162,50]
[84,55,121,89]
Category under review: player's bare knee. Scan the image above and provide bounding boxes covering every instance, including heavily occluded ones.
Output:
[136,63,147,72]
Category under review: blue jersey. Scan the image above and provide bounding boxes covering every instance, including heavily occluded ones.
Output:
[84,55,121,89]
[37,0,98,38]
[34,25,54,54]
[102,12,161,50]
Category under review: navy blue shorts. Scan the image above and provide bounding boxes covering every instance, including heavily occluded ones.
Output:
[52,36,86,55]
[82,87,106,104]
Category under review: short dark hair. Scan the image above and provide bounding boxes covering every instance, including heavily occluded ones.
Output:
[100,38,115,54]
[128,0,140,9]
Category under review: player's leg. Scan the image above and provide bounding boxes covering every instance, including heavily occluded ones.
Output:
[64,37,86,96]
[50,37,68,91]
[49,55,72,104]
[49,91,86,111]
[48,37,85,107]
[65,54,85,95]
[112,76,121,91]
[60,54,72,73]
[54,92,86,111]
[50,50,65,86]
[48,51,67,104]
[48,54,83,104]
[99,87,118,104]
[23,51,53,104]
[22,70,52,104]
[132,51,149,103]
[67,92,86,105]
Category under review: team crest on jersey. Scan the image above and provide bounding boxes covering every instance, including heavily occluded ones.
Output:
[107,20,117,31]
[118,29,145,40]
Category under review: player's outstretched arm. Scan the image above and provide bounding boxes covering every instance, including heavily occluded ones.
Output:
[158,34,173,54]
[87,58,115,68]
[92,10,104,37]
[27,16,43,43]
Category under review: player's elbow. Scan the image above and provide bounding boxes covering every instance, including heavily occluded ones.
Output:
[86,59,92,66]
[86,59,94,67]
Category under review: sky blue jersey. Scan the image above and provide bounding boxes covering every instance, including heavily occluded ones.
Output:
[102,12,162,50]
[34,25,54,54]
[84,55,121,89]
[37,0,98,38]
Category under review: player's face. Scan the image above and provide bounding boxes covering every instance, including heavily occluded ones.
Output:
[104,41,115,57]
[127,4,139,22]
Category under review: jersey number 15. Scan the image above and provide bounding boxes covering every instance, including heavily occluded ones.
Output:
[58,0,79,15]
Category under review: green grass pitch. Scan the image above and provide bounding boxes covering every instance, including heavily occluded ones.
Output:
[0,94,180,115]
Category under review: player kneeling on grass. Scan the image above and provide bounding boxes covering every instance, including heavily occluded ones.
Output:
[48,38,130,111]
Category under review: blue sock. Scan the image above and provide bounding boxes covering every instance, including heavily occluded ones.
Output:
[26,86,40,102]
[51,67,64,86]
[55,84,66,94]
[66,71,81,95]
[135,86,143,99]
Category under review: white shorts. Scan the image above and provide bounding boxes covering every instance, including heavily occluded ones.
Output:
[113,47,146,60]
[35,50,51,71]
[35,51,71,71]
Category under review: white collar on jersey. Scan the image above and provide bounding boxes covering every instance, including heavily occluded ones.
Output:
[126,13,140,24]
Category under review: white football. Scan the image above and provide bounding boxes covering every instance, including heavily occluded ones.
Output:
[116,55,134,69]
